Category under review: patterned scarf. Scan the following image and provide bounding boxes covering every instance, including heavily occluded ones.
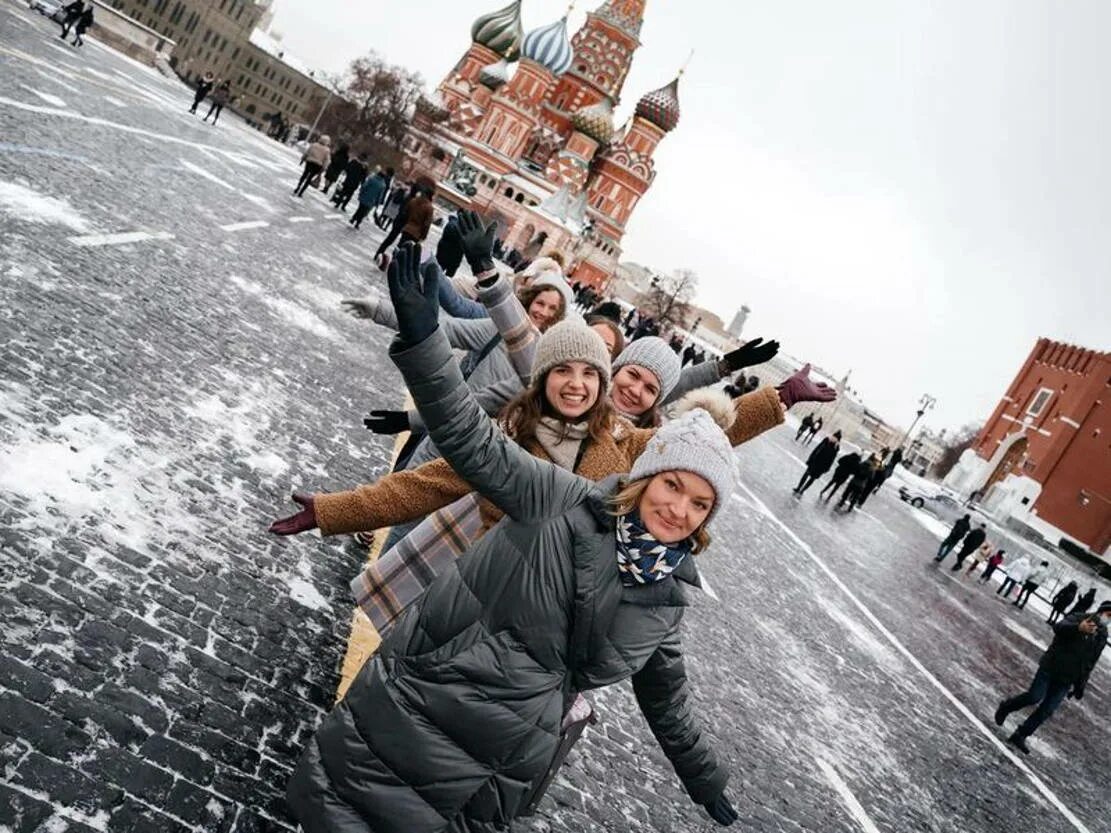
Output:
[615,510,693,586]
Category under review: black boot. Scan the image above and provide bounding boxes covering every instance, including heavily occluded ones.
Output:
[1007,732,1030,755]
[994,703,1008,726]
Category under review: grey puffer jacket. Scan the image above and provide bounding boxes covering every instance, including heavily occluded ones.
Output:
[287,329,727,833]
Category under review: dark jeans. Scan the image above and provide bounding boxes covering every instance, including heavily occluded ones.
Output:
[820,477,846,500]
[936,538,959,561]
[1014,581,1040,609]
[951,543,978,569]
[294,162,323,196]
[998,576,1019,597]
[333,182,360,210]
[795,471,819,494]
[203,102,223,123]
[999,669,1071,738]
[375,221,405,257]
[838,481,866,510]
[189,93,207,113]
[351,203,372,227]
[978,564,998,583]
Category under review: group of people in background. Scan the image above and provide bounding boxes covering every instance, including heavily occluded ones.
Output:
[56,0,94,46]
[187,71,232,124]
[790,433,901,512]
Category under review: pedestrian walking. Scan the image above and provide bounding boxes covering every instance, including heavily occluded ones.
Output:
[964,540,994,577]
[795,412,814,442]
[202,81,230,124]
[803,416,823,445]
[794,430,840,495]
[948,523,987,570]
[57,0,84,38]
[995,602,1110,754]
[293,135,331,197]
[373,177,435,269]
[1013,560,1049,609]
[69,4,94,46]
[331,153,368,210]
[1047,581,1078,625]
[189,72,214,114]
[321,141,348,194]
[836,453,876,511]
[855,448,888,507]
[936,514,971,561]
[820,450,860,502]
[873,447,903,496]
[350,168,389,229]
[1070,587,1097,615]
[978,549,1005,584]
[285,247,744,830]
[375,183,406,229]
[997,555,1032,599]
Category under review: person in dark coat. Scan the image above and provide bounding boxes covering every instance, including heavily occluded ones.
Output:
[331,153,369,211]
[855,447,888,507]
[286,246,741,831]
[69,5,94,46]
[349,169,389,229]
[58,0,84,38]
[1070,587,1097,615]
[803,416,823,445]
[795,412,813,442]
[820,450,860,502]
[948,523,987,571]
[995,602,1110,754]
[189,72,214,114]
[202,81,230,124]
[373,183,418,266]
[1047,581,1078,625]
[935,514,971,561]
[837,453,877,511]
[794,430,841,495]
[321,141,349,194]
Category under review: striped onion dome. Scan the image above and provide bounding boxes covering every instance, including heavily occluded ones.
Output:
[478,58,511,89]
[521,16,574,76]
[571,97,615,144]
[470,0,524,56]
[634,76,681,132]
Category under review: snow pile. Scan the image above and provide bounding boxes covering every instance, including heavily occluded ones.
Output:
[0,180,90,231]
[228,273,340,341]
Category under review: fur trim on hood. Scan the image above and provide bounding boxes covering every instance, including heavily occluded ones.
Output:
[671,388,736,432]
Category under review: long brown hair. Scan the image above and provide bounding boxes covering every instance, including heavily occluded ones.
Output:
[499,370,613,449]
[517,284,566,329]
[608,477,712,553]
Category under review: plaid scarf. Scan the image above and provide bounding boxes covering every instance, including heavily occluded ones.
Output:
[615,510,693,586]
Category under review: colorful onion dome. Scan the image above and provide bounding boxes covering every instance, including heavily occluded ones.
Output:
[571,97,615,144]
[635,76,681,132]
[470,0,524,56]
[478,58,511,89]
[521,16,574,76]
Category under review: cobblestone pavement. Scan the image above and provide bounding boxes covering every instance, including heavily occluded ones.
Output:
[2,6,1109,833]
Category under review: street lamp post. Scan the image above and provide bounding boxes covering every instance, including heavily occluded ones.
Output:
[898,393,936,450]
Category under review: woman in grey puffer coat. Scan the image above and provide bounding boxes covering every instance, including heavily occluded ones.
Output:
[286,245,740,831]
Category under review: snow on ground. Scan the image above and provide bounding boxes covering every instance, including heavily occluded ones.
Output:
[0,179,91,230]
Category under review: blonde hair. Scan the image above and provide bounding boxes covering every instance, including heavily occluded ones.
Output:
[608,477,711,554]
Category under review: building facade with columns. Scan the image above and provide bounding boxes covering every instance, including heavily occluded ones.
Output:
[945,338,1111,556]
[400,0,682,289]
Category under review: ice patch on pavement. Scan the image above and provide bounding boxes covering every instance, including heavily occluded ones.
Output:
[815,594,906,673]
[1001,618,1048,651]
[907,507,951,538]
[0,180,90,231]
[287,557,330,611]
[18,84,66,107]
[228,273,340,341]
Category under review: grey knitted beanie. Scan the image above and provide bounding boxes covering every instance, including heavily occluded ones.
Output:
[613,337,682,400]
[531,320,612,389]
[627,409,737,520]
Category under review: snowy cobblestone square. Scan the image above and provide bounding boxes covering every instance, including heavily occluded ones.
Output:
[1,6,1109,832]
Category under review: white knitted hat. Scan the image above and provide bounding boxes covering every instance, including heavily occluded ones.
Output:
[613,337,682,401]
[628,408,736,520]
[530,273,576,315]
[531,320,612,389]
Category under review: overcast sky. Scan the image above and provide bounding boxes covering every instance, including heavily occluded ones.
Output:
[270,0,1108,433]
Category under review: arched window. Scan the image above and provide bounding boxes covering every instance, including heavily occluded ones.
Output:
[515,193,525,203]
[504,187,514,198]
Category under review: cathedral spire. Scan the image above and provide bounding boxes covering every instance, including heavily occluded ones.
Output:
[594,0,646,38]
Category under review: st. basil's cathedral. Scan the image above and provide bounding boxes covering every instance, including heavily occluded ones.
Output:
[401,0,681,289]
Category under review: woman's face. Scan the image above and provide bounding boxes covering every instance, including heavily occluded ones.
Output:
[638,472,715,544]
[591,322,618,356]
[611,364,660,417]
[544,362,601,420]
[528,290,563,331]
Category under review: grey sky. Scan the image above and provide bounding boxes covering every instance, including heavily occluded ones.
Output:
[271,0,1109,433]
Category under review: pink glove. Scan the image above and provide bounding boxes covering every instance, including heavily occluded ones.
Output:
[777,364,836,409]
[269,493,318,535]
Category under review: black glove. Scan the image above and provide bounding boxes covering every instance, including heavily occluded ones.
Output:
[363,410,410,435]
[703,793,738,826]
[720,337,779,373]
[456,209,497,276]
[436,218,465,277]
[386,242,439,346]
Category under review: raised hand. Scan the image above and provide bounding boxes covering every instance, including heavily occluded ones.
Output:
[720,337,779,372]
[387,242,439,345]
[435,216,465,277]
[702,793,738,826]
[340,297,383,320]
[363,410,409,435]
[456,209,497,276]
[268,493,318,536]
[777,363,836,409]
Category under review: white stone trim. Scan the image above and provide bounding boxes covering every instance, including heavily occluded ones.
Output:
[1059,415,1081,428]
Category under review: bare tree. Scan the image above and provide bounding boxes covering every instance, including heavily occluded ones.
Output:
[640,269,698,326]
[934,423,981,478]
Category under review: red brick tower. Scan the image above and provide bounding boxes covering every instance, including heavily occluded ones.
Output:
[542,0,645,135]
